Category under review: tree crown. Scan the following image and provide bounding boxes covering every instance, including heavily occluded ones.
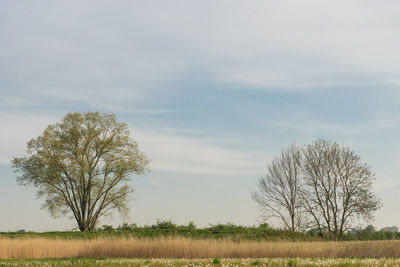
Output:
[12,111,149,231]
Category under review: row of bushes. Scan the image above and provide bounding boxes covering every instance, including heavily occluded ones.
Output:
[2,221,400,241]
[98,221,315,241]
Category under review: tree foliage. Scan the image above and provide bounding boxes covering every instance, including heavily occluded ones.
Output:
[12,112,149,231]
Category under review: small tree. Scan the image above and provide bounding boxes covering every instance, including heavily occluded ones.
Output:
[252,143,304,231]
[365,225,376,233]
[12,112,149,231]
[301,139,381,240]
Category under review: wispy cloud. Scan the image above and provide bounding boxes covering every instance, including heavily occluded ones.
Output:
[134,130,265,175]
[0,113,60,164]
[262,116,400,136]
[3,0,400,99]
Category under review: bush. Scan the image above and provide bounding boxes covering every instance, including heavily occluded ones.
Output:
[117,223,137,231]
[101,225,114,231]
[187,221,196,230]
[152,220,177,230]
[212,258,221,264]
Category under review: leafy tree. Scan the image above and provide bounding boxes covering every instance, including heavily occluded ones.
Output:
[12,112,149,231]
[365,225,376,232]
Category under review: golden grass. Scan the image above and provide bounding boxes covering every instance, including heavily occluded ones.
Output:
[1,237,400,259]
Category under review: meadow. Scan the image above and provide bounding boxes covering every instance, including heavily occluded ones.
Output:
[3,224,400,266]
[3,236,400,259]
[2,258,400,267]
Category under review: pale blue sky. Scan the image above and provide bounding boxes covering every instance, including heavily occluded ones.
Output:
[1,0,400,231]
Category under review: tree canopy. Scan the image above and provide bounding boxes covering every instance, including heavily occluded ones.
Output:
[12,112,149,231]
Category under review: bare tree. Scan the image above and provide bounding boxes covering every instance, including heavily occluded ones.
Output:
[252,143,304,231]
[301,139,381,240]
[12,112,149,231]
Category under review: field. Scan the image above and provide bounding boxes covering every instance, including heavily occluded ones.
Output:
[3,258,400,267]
[4,237,400,259]
[3,237,400,265]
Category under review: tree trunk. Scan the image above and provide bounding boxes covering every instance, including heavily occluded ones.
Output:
[78,219,89,232]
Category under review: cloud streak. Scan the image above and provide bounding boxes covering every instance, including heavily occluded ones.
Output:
[3,0,400,106]
[134,130,265,175]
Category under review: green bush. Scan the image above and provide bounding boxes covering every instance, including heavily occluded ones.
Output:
[212,258,221,264]
[117,223,137,231]
[101,225,114,232]
[152,220,177,230]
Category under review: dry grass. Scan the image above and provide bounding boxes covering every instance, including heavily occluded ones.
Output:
[4,258,400,267]
[1,237,400,259]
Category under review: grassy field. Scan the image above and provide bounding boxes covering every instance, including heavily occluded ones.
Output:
[2,258,400,266]
[2,237,400,259]
[3,234,400,266]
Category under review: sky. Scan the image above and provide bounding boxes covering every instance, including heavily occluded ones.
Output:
[1,0,400,232]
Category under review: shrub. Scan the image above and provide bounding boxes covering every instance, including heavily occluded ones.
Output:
[212,258,221,264]
[117,223,137,231]
[101,225,114,231]
[152,220,177,230]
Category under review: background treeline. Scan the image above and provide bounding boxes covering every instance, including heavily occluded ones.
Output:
[1,221,399,241]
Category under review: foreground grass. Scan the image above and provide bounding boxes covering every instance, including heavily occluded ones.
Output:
[2,258,400,266]
[3,237,400,259]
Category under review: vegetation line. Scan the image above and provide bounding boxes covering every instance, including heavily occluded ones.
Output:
[3,221,399,242]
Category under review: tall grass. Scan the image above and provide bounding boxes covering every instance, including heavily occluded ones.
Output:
[2,237,400,259]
